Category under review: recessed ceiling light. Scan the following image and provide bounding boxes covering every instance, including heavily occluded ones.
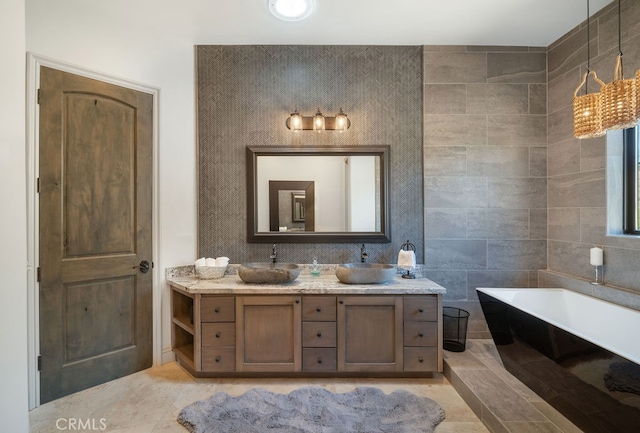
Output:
[268,0,315,21]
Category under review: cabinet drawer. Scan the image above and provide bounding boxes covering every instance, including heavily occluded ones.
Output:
[403,297,437,321]
[302,322,336,347]
[403,347,438,372]
[202,347,236,372]
[202,323,236,347]
[303,348,337,372]
[403,322,438,347]
[302,296,336,321]
[201,296,235,322]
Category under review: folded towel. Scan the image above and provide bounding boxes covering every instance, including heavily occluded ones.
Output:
[215,257,230,267]
[194,257,206,267]
[205,257,217,267]
[397,250,416,269]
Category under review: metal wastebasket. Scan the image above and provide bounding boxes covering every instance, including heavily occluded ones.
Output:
[443,307,470,352]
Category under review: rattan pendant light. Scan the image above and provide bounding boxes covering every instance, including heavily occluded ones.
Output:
[573,0,605,139]
[601,0,638,130]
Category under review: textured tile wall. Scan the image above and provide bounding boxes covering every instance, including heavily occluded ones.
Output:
[423,46,548,337]
[547,0,640,294]
[197,46,423,265]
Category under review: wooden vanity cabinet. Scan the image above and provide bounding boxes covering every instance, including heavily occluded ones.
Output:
[170,286,442,377]
[235,296,302,372]
[337,296,403,372]
[302,296,337,372]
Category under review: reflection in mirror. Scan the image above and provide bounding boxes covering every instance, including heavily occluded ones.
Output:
[247,146,390,243]
[268,180,315,232]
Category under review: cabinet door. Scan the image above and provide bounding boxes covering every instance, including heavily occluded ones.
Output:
[236,296,302,372]
[337,296,403,372]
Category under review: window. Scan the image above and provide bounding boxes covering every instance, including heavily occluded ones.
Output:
[624,126,640,235]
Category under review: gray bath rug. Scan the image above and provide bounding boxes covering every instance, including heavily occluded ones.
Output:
[177,386,445,432]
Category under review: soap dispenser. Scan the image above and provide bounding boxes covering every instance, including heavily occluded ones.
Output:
[310,257,321,277]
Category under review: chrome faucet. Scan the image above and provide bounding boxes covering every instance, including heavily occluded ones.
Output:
[360,244,368,263]
[270,244,277,263]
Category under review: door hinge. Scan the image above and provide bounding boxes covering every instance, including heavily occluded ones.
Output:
[152,261,155,269]
[37,355,42,371]
[37,89,41,104]
[37,267,41,282]
[36,177,40,193]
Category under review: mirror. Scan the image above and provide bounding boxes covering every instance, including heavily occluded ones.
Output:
[247,145,390,243]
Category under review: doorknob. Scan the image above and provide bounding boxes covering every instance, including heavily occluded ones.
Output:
[139,260,150,273]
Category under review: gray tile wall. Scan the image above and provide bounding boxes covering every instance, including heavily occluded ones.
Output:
[547,0,640,294]
[423,46,547,338]
[197,46,423,265]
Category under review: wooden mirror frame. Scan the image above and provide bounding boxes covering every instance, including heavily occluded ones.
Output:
[246,145,391,243]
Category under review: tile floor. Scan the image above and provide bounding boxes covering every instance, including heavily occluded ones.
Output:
[29,361,489,432]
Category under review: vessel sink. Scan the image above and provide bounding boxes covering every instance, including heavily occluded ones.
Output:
[335,263,396,284]
[238,262,301,284]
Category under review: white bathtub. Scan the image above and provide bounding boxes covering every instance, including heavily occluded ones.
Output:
[476,287,640,365]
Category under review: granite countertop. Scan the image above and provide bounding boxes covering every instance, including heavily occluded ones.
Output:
[166,266,446,295]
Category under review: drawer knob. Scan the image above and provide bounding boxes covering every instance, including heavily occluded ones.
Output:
[339,300,344,304]
[295,299,300,304]
[317,357,323,364]
[316,307,322,312]
[215,356,221,363]
[214,307,220,313]
[418,308,424,313]
[418,332,424,338]
[317,332,322,338]
[418,357,424,363]
[215,332,221,338]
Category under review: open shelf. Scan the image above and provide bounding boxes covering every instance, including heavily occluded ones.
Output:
[172,315,194,334]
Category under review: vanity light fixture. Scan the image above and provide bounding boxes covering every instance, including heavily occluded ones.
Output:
[313,108,325,131]
[285,107,351,131]
[268,0,314,22]
[289,108,303,131]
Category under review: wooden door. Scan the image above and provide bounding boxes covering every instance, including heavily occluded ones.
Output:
[337,296,403,372]
[38,67,153,403]
[236,296,301,372]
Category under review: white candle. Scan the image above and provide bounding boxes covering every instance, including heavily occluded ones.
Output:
[590,247,603,266]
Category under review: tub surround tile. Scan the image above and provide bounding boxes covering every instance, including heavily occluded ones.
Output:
[547,105,575,145]
[547,67,580,114]
[425,240,487,270]
[579,207,606,245]
[467,146,530,178]
[547,208,581,242]
[547,170,605,208]
[487,115,547,147]
[466,84,529,114]
[487,178,547,209]
[467,209,530,240]
[425,208,467,239]
[424,114,487,147]
[529,209,547,240]
[486,52,547,84]
[425,177,488,209]
[424,146,466,177]
[579,135,606,172]
[467,271,530,300]
[424,84,466,114]
[529,147,547,177]
[487,240,547,271]
[547,140,581,176]
[423,52,487,83]
[423,270,467,300]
